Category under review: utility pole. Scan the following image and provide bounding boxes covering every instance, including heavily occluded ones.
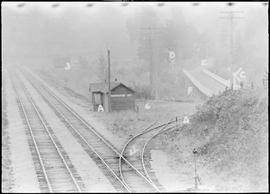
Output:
[107,49,111,112]
[220,10,244,86]
[149,29,154,99]
[139,27,163,99]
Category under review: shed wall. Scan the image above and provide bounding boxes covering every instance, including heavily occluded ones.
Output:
[90,84,135,112]
[111,95,135,111]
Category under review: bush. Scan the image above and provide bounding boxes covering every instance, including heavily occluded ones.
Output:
[158,87,268,191]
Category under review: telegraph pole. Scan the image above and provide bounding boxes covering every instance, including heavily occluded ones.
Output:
[148,29,154,98]
[220,10,244,86]
[139,26,163,99]
[107,49,111,112]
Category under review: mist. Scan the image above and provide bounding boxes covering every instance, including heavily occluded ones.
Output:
[2,2,268,87]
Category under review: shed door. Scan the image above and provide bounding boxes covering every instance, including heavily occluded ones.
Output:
[93,93,104,111]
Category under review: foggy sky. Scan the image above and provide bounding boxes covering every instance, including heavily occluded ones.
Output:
[2,2,268,71]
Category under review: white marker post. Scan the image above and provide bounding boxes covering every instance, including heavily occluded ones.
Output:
[183,116,190,124]
[169,50,176,83]
[200,59,208,67]
[187,86,193,96]
[233,67,246,90]
[97,104,104,112]
[145,103,151,110]
[169,51,176,61]
[64,62,71,71]
[64,62,71,87]
[129,145,138,156]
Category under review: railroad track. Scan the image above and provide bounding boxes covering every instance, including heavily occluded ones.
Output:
[141,118,192,193]
[141,122,179,191]
[19,68,161,192]
[9,70,84,193]
[119,120,177,193]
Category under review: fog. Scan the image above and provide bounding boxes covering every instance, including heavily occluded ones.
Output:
[2,2,268,87]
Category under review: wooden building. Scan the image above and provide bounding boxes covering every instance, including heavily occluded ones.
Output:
[89,82,135,112]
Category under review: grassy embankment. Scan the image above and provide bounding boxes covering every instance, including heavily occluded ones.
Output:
[92,100,197,139]
[152,87,268,192]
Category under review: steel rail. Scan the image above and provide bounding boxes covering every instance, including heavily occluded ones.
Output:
[141,122,183,190]
[9,72,53,192]
[141,125,175,186]
[15,71,82,192]
[118,122,158,191]
[19,69,131,192]
[118,120,176,186]
[22,68,175,192]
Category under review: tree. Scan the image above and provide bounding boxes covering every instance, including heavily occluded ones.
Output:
[125,6,201,100]
[126,6,164,99]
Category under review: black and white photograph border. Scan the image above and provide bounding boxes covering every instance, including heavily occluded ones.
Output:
[2,1,268,193]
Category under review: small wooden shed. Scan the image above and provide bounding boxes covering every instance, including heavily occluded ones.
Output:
[89,82,135,112]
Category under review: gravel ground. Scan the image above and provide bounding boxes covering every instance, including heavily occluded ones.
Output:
[19,72,116,192]
[150,150,193,192]
[4,70,40,192]
[150,149,217,192]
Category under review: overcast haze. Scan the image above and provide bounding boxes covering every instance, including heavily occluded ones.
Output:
[2,2,269,193]
[2,2,268,85]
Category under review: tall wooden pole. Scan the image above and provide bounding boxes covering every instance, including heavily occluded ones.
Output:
[107,49,111,112]
[149,32,154,99]
[139,26,163,99]
[220,10,244,88]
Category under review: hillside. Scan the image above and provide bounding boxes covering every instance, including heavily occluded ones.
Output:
[156,87,268,192]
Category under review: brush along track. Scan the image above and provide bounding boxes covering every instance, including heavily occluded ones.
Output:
[20,68,160,193]
[9,71,84,193]
[119,121,177,192]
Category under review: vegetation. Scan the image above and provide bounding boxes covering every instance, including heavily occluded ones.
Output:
[155,87,268,191]
[91,100,197,142]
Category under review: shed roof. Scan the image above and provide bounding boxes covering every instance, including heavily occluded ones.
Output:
[183,67,227,97]
[89,82,135,93]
